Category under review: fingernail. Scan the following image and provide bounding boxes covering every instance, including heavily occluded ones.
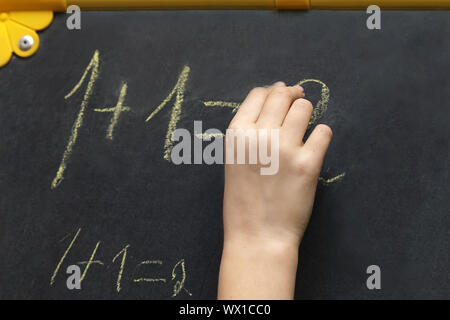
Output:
[273,81,286,86]
[294,85,304,93]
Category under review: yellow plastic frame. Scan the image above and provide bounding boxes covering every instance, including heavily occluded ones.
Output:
[0,11,54,67]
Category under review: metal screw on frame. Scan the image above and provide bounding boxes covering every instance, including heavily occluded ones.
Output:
[19,35,34,51]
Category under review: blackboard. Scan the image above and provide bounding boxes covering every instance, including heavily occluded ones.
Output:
[0,10,449,300]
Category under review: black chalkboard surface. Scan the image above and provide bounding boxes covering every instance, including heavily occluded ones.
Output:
[0,11,449,300]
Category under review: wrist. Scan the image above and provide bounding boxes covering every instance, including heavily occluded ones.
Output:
[222,239,299,278]
[223,234,300,257]
[223,226,303,251]
[219,236,299,300]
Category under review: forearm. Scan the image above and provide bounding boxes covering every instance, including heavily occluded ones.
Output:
[218,82,332,300]
[218,237,299,300]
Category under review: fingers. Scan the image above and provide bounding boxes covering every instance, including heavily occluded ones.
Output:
[282,98,313,146]
[303,124,333,164]
[256,85,305,127]
[230,86,270,126]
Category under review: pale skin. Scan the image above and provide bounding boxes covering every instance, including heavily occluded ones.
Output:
[218,82,333,300]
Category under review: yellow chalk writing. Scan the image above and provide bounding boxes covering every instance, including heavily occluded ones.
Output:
[78,260,104,266]
[51,51,100,189]
[203,101,240,113]
[195,132,225,139]
[80,241,101,283]
[94,82,130,141]
[145,66,190,161]
[296,79,330,126]
[134,278,167,283]
[172,259,192,297]
[133,260,166,283]
[139,260,163,265]
[112,244,130,293]
[319,172,346,185]
[50,228,81,286]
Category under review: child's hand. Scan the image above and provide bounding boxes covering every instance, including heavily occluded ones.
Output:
[218,82,332,300]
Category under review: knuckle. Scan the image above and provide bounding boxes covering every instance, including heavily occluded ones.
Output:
[271,86,291,98]
[249,87,266,97]
[295,98,314,112]
[294,153,319,176]
[294,158,310,175]
[317,124,333,138]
